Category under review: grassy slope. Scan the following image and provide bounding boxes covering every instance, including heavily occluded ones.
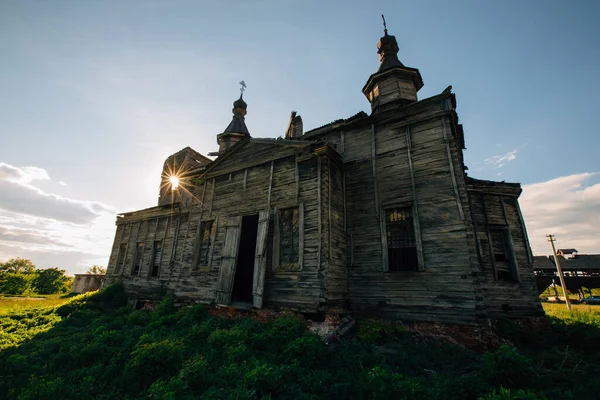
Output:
[0,287,599,400]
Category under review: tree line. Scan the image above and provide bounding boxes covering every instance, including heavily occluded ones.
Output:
[0,257,106,296]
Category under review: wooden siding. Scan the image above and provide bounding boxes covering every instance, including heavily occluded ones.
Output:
[104,90,542,324]
[469,192,543,317]
[107,146,329,313]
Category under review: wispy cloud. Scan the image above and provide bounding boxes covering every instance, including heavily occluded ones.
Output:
[485,149,519,168]
[0,162,114,225]
[0,162,116,273]
[520,172,600,255]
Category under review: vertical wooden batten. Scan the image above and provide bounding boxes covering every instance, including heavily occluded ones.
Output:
[405,126,424,271]
[208,178,215,216]
[342,168,347,231]
[467,193,484,268]
[500,196,520,281]
[515,199,534,263]
[295,161,299,203]
[441,116,465,220]
[267,161,274,209]
[178,211,191,269]
[169,217,181,264]
[317,156,322,272]
[371,124,380,218]
[207,216,219,270]
[138,220,149,275]
[349,234,354,266]
[480,193,497,280]
[120,223,132,277]
[129,221,142,274]
[328,157,332,263]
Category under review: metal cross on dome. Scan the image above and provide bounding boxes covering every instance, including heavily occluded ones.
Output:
[382,14,388,36]
[239,81,246,95]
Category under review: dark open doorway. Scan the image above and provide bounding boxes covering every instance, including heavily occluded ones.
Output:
[232,214,259,303]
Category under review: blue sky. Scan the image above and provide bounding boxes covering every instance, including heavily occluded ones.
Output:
[1,0,599,273]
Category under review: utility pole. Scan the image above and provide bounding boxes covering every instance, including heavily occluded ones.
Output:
[547,234,572,311]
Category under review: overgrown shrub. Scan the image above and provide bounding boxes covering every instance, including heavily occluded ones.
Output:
[479,387,547,400]
[0,272,35,295]
[358,318,407,343]
[481,345,536,389]
[2,296,600,399]
[128,339,185,389]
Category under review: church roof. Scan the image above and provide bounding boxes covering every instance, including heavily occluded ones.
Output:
[221,93,250,136]
[302,111,369,137]
[222,117,250,136]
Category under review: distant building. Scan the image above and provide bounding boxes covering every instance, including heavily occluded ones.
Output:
[534,254,600,276]
[105,26,542,324]
[557,248,578,259]
[72,274,105,294]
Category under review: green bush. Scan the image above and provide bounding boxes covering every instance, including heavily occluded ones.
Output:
[128,339,185,389]
[283,334,326,368]
[32,268,69,294]
[2,295,600,399]
[0,272,35,295]
[55,282,126,317]
[358,318,407,343]
[479,387,547,400]
[481,345,536,389]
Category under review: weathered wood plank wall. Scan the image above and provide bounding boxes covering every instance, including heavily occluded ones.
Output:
[322,100,480,324]
[107,142,329,312]
[469,191,543,317]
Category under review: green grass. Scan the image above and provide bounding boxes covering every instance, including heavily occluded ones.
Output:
[0,293,75,315]
[0,285,599,399]
[543,302,600,317]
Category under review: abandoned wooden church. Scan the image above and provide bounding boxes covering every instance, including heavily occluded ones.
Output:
[105,27,542,324]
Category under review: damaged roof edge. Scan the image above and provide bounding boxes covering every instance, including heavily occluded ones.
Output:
[302,90,457,138]
[117,202,181,219]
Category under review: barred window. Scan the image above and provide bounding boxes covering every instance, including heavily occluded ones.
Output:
[385,207,418,272]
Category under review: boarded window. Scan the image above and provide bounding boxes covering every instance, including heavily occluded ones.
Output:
[279,207,299,266]
[150,240,162,278]
[194,220,215,268]
[491,228,517,281]
[132,242,143,275]
[115,243,127,274]
[385,207,418,272]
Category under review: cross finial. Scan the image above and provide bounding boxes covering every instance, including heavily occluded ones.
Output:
[239,80,246,97]
[381,14,388,36]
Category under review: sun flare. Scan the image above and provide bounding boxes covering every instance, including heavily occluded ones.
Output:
[169,176,179,190]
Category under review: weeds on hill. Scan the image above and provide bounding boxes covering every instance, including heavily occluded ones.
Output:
[0,286,599,399]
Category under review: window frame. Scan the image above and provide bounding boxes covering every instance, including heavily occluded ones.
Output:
[131,242,144,276]
[115,242,127,275]
[272,203,304,272]
[149,240,163,278]
[380,204,424,272]
[192,219,216,270]
[489,225,520,282]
